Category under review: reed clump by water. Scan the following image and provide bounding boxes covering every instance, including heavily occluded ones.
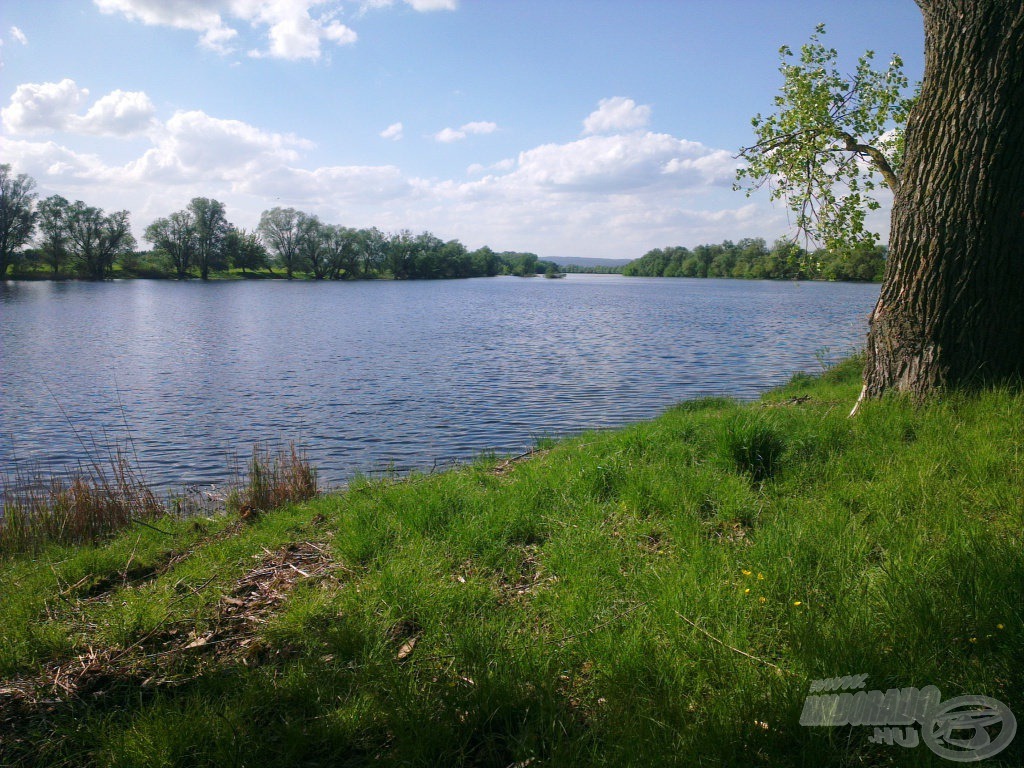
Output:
[0,443,317,556]
[226,444,318,518]
[0,453,164,555]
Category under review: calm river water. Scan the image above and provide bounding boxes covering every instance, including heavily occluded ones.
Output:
[1,275,878,491]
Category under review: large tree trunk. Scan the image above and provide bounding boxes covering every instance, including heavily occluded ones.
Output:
[863,0,1024,398]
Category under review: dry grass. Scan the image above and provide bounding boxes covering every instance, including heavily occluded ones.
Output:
[1,443,318,556]
[0,540,341,746]
[0,453,165,555]
[227,443,318,519]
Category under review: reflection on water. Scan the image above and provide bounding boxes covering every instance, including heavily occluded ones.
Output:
[0,275,878,490]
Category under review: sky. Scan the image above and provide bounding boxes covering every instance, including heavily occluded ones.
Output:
[0,1,924,260]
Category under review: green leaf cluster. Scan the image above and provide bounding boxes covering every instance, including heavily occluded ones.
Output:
[736,25,915,251]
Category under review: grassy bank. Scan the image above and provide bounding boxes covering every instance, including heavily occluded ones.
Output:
[1,359,1021,767]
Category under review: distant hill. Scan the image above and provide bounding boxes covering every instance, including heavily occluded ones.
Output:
[548,256,632,268]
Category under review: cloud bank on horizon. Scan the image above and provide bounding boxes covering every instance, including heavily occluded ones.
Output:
[1,77,752,257]
[0,1,913,258]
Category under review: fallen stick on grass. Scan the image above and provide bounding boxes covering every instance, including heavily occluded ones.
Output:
[676,612,797,677]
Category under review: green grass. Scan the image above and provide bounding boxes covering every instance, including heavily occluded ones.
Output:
[1,357,1021,767]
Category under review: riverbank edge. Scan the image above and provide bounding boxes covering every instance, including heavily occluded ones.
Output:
[1,358,1021,766]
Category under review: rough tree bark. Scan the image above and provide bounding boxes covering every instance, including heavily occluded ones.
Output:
[862,0,1024,399]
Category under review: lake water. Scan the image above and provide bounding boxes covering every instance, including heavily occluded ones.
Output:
[1,275,878,491]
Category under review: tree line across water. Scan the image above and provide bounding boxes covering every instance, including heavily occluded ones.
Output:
[622,238,886,282]
[1,165,882,283]
[0,166,559,281]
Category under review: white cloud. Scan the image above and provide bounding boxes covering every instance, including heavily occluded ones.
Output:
[467,157,514,176]
[390,114,749,255]
[239,163,410,203]
[462,121,497,135]
[126,109,313,183]
[92,0,427,60]
[322,20,358,44]
[242,1,358,60]
[362,0,457,11]
[432,126,464,143]
[1,79,88,133]
[0,137,110,184]
[434,120,497,143]
[93,0,238,53]
[1,91,801,258]
[433,127,464,143]
[380,121,403,140]
[2,80,156,137]
[508,132,735,191]
[403,178,763,259]
[9,26,28,45]
[662,150,738,182]
[72,90,157,135]
[93,0,225,29]
[263,15,324,59]
[583,96,651,135]
[405,0,456,10]
[406,118,748,254]
[201,24,239,54]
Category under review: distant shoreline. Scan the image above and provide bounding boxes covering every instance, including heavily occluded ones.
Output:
[2,270,882,284]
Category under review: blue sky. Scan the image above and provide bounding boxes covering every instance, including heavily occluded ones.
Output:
[0,1,924,259]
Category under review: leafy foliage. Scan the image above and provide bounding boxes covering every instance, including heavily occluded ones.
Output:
[36,195,70,277]
[257,206,304,279]
[7,171,562,281]
[145,209,197,279]
[735,24,914,250]
[622,237,886,281]
[224,227,269,275]
[188,197,230,279]
[0,164,38,276]
[64,202,136,280]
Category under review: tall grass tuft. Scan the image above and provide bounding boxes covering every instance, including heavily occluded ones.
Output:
[0,453,164,555]
[718,413,786,481]
[227,443,318,517]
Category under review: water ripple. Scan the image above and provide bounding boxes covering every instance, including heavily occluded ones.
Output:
[0,275,878,490]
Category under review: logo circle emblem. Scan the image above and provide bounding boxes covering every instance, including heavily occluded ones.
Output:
[922,695,1016,762]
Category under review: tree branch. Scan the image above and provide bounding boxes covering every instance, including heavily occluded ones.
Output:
[839,132,901,193]
[737,128,823,159]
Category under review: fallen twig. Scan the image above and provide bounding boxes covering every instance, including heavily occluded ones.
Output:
[676,612,796,677]
[547,601,650,647]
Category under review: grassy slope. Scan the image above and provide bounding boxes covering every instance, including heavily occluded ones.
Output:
[1,359,1021,767]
